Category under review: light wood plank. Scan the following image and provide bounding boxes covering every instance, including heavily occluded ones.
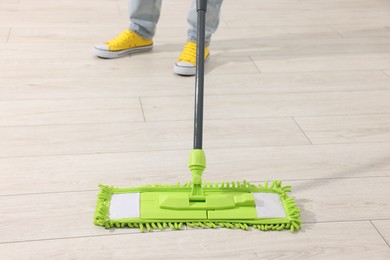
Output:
[8,26,189,44]
[0,55,260,78]
[246,38,390,57]
[8,27,123,43]
[222,10,329,27]
[0,0,18,3]
[332,24,390,38]
[372,220,390,247]
[5,38,390,64]
[384,70,390,78]
[0,11,123,28]
[1,142,390,195]
[8,25,339,43]
[141,90,390,121]
[291,177,390,222]
[4,36,390,67]
[18,0,122,3]
[1,71,389,100]
[4,25,347,58]
[295,114,390,144]
[5,36,390,60]
[0,75,193,99]
[224,10,390,27]
[0,191,136,244]
[149,25,342,47]
[199,37,390,57]
[137,37,390,58]
[300,0,390,11]
[9,29,390,60]
[0,42,99,59]
[215,25,340,41]
[1,218,390,259]
[0,1,124,27]
[0,98,143,126]
[222,0,302,10]
[0,118,309,157]
[0,1,19,13]
[0,41,184,60]
[16,1,120,12]
[251,53,390,73]
[223,0,390,27]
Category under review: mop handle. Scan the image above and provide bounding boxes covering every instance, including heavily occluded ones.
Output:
[193,0,207,150]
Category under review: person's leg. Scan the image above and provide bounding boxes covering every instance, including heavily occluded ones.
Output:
[187,0,223,46]
[94,0,161,59]
[129,0,162,39]
[174,0,223,75]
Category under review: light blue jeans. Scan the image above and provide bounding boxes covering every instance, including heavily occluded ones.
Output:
[129,0,223,46]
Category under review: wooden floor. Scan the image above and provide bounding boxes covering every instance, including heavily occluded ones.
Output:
[1,0,390,259]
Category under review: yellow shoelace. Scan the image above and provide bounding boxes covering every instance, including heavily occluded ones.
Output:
[178,42,209,65]
[106,30,135,48]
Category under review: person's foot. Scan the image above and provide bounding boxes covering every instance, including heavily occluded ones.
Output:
[94,29,153,59]
[174,42,210,76]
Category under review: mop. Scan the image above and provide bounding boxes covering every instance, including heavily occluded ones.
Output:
[94,0,301,232]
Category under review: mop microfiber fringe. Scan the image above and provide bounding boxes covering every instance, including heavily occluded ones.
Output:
[94,180,301,232]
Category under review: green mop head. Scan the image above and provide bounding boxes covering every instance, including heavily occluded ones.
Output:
[94,150,301,232]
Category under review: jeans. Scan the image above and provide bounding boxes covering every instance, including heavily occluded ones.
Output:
[129,0,223,46]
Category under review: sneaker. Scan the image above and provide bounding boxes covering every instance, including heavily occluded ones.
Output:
[94,29,153,59]
[174,42,210,76]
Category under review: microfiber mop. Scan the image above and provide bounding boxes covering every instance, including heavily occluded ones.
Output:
[94,0,301,232]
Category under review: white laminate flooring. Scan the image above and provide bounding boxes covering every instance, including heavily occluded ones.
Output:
[1,0,390,259]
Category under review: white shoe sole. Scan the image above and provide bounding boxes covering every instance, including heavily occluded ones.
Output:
[93,44,153,59]
[173,56,209,76]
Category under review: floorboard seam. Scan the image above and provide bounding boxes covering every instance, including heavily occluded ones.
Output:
[291,117,313,144]
[1,219,390,245]
[382,70,390,79]
[257,68,390,75]
[370,220,390,248]
[3,88,390,101]
[1,111,390,127]
[328,25,344,38]
[138,97,146,122]
[6,28,12,43]
[0,141,389,159]
[249,56,262,74]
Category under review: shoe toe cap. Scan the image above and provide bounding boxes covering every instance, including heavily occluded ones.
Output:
[94,44,109,51]
[175,61,195,68]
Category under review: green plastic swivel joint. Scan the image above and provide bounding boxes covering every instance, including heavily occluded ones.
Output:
[188,149,206,202]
